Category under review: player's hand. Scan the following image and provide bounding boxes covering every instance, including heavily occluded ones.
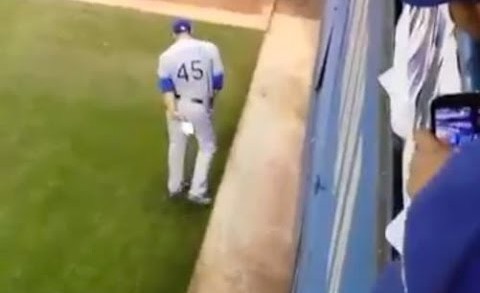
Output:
[407,130,452,199]
[167,109,183,121]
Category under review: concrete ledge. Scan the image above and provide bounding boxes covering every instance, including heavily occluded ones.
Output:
[188,13,321,293]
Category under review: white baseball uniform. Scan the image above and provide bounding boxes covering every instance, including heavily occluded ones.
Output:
[157,37,224,196]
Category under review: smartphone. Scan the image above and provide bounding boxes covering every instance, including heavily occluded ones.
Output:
[431,93,480,147]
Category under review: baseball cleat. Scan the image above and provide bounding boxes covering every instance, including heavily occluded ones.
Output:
[187,194,212,205]
[169,191,182,198]
[168,181,190,198]
[181,181,191,192]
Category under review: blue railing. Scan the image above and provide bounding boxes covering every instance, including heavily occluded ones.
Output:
[291,0,394,292]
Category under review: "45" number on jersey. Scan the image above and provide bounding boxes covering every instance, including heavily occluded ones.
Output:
[177,60,204,82]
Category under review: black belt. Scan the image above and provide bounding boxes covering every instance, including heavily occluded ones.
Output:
[175,96,213,107]
[191,98,204,105]
[190,98,214,107]
[174,96,204,104]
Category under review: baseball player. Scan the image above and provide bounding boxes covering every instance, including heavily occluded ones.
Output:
[157,18,224,205]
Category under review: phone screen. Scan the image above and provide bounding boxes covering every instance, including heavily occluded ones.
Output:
[434,106,480,147]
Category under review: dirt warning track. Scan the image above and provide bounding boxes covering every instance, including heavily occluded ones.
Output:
[70,0,276,30]
[188,0,323,291]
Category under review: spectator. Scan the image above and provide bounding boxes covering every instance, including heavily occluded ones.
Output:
[379,1,461,209]
[374,131,480,293]
[374,0,480,292]
[381,1,461,257]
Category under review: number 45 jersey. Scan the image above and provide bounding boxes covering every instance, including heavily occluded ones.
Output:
[157,38,224,100]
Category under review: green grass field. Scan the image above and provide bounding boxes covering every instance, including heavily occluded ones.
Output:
[0,0,263,292]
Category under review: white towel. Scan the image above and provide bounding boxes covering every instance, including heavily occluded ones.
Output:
[381,3,462,255]
[181,121,194,136]
[379,4,461,141]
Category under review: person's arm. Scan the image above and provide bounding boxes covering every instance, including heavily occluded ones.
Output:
[211,44,224,96]
[157,55,179,119]
[374,132,480,293]
[449,2,480,39]
[401,132,480,293]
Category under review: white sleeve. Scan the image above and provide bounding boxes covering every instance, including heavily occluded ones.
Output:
[157,54,170,79]
[210,44,224,76]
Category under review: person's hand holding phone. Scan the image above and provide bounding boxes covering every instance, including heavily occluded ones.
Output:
[411,93,480,198]
[407,130,452,199]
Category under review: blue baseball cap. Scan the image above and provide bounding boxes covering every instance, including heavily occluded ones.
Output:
[403,0,478,6]
[172,18,192,34]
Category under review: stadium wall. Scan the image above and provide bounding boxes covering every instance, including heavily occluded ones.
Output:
[291,0,396,292]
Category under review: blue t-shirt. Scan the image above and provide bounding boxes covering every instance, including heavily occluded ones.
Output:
[374,140,480,293]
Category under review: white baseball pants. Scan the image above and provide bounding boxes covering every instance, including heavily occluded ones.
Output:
[167,99,217,196]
